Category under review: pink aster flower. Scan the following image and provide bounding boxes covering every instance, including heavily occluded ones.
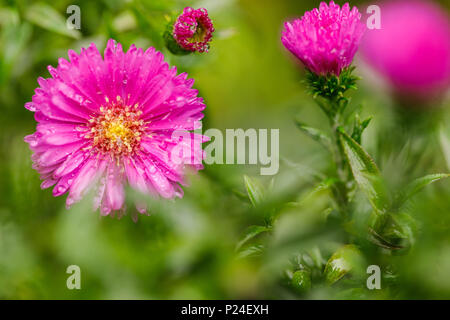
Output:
[24,39,207,218]
[281,1,366,76]
[360,0,450,97]
[172,7,214,53]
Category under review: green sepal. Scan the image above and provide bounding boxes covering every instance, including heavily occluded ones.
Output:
[163,20,191,55]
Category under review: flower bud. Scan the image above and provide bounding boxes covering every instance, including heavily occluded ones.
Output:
[290,270,312,294]
[164,7,215,55]
[324,244,364,285]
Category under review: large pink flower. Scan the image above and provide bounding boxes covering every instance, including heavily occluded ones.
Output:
[360,0,450,97]
[281,1,365,76]
[24,39,207,218]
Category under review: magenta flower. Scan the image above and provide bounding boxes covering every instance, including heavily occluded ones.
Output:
[24,39,207,218]
[361,0,450,97]
[172,7,215,53]
[281,1,365,76]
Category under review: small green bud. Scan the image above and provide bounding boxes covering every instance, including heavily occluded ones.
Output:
[324,244,364,285]
[290,270,312,294]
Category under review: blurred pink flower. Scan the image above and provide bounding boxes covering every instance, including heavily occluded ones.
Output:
[281,1,366,76]
[361,0,450,96]
[173,7,215,53]
[24,39,207,218]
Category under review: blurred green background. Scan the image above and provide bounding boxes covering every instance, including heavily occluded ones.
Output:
[0,0,450,299]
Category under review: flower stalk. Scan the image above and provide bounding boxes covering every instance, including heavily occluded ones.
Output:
[304,67,361,219]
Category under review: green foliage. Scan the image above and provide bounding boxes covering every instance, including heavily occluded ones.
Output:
[394,174,450,210]
[243,175,265,207]
[338,128,388,214]
[295,120,332,152]
[294,44,450,292]
[236,225,270,251]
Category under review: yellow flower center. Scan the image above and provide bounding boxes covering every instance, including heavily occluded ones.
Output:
[104,119,132,143]
[84,97,147,157]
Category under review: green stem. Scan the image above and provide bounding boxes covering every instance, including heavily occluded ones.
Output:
[328,103,349,219]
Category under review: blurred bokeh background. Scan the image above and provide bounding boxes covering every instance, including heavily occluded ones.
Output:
[0,0,449,299]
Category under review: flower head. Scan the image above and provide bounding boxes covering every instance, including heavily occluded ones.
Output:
[361,0,450,97]
[281,1,365,76]
[24,39,207,219]
[172,7,215,53]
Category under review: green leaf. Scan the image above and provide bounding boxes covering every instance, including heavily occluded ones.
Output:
[243,175,264,207]
[368,227,404,250]
[232,189,251,203]
[295,120,331,151]
[25,3,81,39]
[338,128,388,213]
[299,178,336,205]
[439,127,450,171]
[236,225,270,251]
[382,213,417,249]
[237,245,264,259]
[351,115,372,144]
[395,174,450,209]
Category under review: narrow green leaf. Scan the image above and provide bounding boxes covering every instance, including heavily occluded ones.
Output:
[368,228,404,250]
[338,128,388,213]
[295,120,331,150]
[351,115,372,144]
[299,178,336,205]
[360,117,372,130]
[232,189,251,203]
[439,126,450,171]
[243,175,264,207]
[25,3,81,39]
[236,225,270,251]
[396,173,450,208]
[237,245,264,259]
